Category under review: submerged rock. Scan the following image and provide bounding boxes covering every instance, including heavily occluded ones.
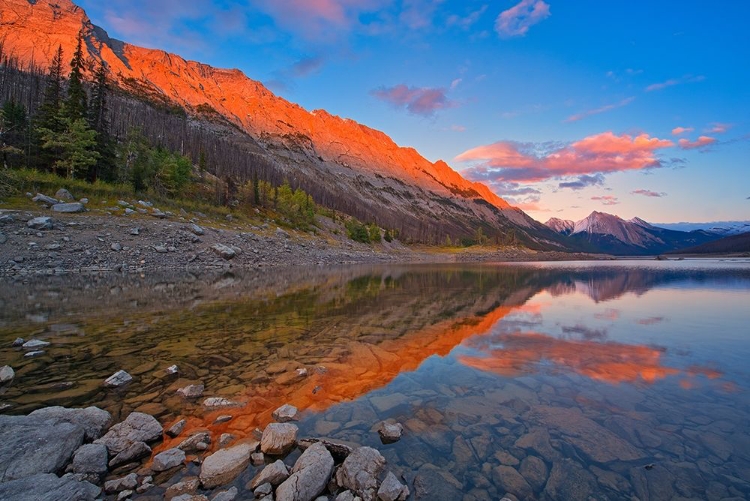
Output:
[377,422,403,444]
[176,384,204,399]
[103,370,132,388]
[276,442,334,501]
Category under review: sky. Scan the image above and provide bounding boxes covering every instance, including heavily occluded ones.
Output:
[75,0,750,224]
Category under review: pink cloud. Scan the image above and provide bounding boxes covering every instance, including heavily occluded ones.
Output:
[706,122,732,134]
[565,97,635,123]
[456,132,675,183]
[495,0,551,38]
[447,5,488,30]
[591,195,619,206]
[632,189,666,197]
[371,84,457,116]
[678,136,716,150]
[645,74,705,92]
[671,126,694,136]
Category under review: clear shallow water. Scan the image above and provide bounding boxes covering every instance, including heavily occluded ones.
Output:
[1,260,749,500]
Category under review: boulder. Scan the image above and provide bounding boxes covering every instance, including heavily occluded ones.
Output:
[26,216,53,229]
[377,422,403,444]
[108,441,151,468]
[272,404,299,423]
[55,189,75,201]
[0,416,84,481]
[104,370,132,388]
[0,365,14,384]
[261,423,298,455]
[72,443,108,475]
[27,406,112,441]
[211,243,236,260]
[250,459,290,489]
[334,446,386,501]
[377,471,409,501]
[0,473,100,501]
[52,203,85,213]
[104,473,138,493]
[94,412,163,455]
[276,442,334,501]
[153,448,186,472]
[199,442,253,488]
[176,384,204,399]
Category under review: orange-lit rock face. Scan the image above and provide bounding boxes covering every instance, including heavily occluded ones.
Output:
[0,0,515,216]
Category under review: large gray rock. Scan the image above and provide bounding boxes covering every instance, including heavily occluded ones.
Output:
[28,406,112,441]
[52,203,85,213]
[27,216,53,230]
[0,365,14,384]
[0,473,100,501]
[72,443,108,475]
[250,459,289,489]
[152,447,185,471]
[334,446,386,501]
[94,412,162,455]
[377,471,409,501]
[276,442,334,501]
[261,423,298,455]
[0,415,85,481]
[199,442,253,488]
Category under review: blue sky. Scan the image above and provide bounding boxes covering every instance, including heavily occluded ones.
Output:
[76,0,750,224]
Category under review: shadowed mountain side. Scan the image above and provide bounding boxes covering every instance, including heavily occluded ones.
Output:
[0,0,570,247]
[667,232,750,255]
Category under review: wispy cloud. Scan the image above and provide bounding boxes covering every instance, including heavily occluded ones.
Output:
[290,56,324,77]
[632,189,666,197]
[371,84,457,116]
[564,97,635,123]
[671,126,693,136]
[591,195,619,206]
[558,173,605,190]
[447,5,488,30]
[495,0,551,38]
[450,124,466,132]
[706,122,732,134]
[457,132,674,183]
[645,74,705,92]
[678,136,716,150]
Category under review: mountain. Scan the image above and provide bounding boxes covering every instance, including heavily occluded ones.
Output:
[667,232,750,255]
[654,221,750,236]
[0,0,567,248]
[545,211,722,255]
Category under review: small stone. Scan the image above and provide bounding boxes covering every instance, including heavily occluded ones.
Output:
[32,193,59,205]
[24,350,45,358]
[272,404,299,423]
[202,397,243,408]
[166,364,179,374]
[153,448,186,472]
[176,384,204,399]
[166,419,187,438]
[79,198,88,204]
[250,459,290,489]
[104,370,133,388]
[214,415,232,424]
[151,209,167,218]
[212,486,238,501]
[0,365,14,384]
[165,477,200,499]
[117,489,133,500]
[111,243,122,252]
[218,433,235,448]
[104,473,138,493]
[55,189,74,201]
[188,224,205,236]
[254,483,273,497]
[251,452,265,466]
[154,245,168,253]
[178,432,212,453]
[377,422,403,444]
[377,471,409,501]
[129,227,140,235]
[11,338,24,347]
[260,423,298,455]
[211,243,236,260]
[22,339,50,350]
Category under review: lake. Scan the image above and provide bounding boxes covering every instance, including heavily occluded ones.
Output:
[1,259,750,500]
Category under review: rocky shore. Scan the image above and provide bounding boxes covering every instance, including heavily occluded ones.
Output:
[0,190,603,276]
[0,403,414,501]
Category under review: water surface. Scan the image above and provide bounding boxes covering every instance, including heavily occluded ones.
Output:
[1,260,749,500]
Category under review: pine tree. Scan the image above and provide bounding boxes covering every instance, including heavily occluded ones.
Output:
[0,100,28,168]
[39,117,99,179]
[87,60,116,181]
[64,31,87,122]
[35,45,66,171]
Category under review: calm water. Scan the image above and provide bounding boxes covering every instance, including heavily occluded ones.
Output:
[1,260,750,500]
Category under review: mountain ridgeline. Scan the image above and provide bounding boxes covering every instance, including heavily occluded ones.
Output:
[0,0,572,248]
[545,212,726,256]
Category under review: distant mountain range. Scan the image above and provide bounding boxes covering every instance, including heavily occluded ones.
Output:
[667,232,750,255]
[653,221,750,236]
[545,211,735,255]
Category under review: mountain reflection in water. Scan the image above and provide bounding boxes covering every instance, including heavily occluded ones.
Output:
[1,260,749,499]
